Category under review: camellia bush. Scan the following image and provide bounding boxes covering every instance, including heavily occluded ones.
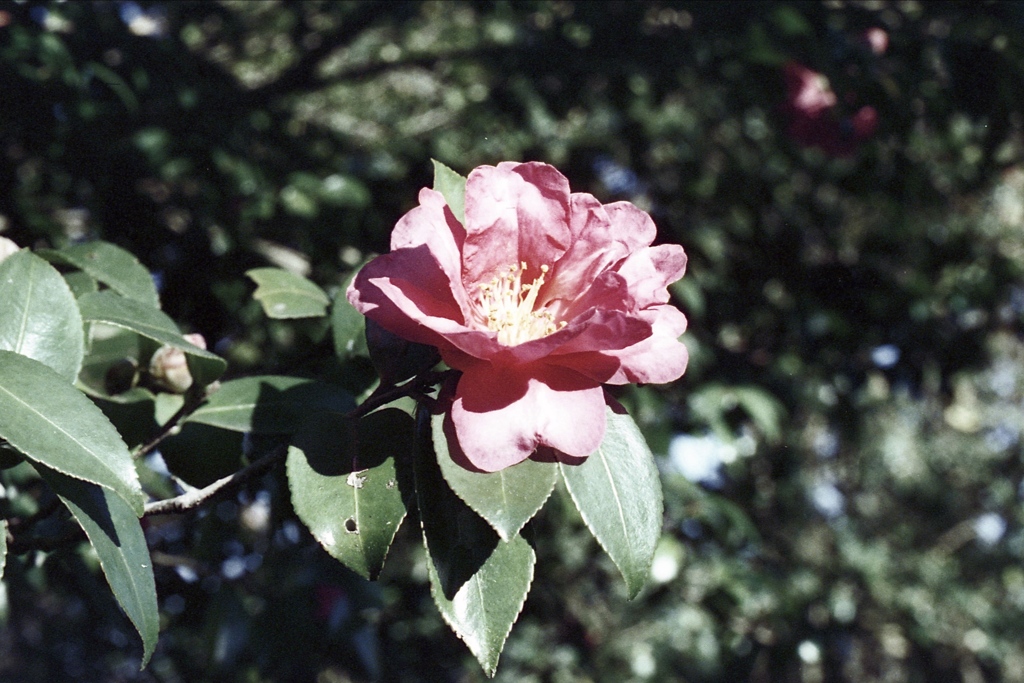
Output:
[0,160,687,676]
[8,2,1024,682]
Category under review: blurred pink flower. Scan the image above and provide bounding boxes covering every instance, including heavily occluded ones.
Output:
[861,27,889,56]
[783,62,877,157]
[348,162,688,471]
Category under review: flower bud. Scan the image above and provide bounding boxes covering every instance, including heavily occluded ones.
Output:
[148,333,207,394]
[0,236,20,264]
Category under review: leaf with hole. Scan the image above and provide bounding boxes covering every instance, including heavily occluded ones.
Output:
[434,412,556,541]
[247,267,330,319]
[560,404,663,599]
[0,249,84,382]
[0,350,144,516]
[287,409,412,579]
[36,464,158,667]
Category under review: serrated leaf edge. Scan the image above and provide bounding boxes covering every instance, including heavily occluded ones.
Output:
[559,441,662,599]
[423,537,535,677]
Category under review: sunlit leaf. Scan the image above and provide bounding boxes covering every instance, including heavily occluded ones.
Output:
[187,375,354,434]
[40,241,160,308]
[433,412,556,541]
[36,464,158,666]
[287,409,412,579]
[0,250,84,382]
[0,350,144,516]
[77,291,226,387]
[0,519,6,582]
[432,159,466,225]
[415,407,532,675]
[560,404,663,599]
[246,267,330,319]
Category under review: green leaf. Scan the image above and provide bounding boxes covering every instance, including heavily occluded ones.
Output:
[246,267,330,319]
[560,405,663,599]
[415,408,533,675]
[77,291,226,387]
[186,375,354,434]
[63,270,99,298]
[432,159,466,225]
[331,268,368,361]
[40,241,160,308]
[0,350,144,516]
[0,250,85,382]
[433,412,556,541]
[36,464,158,666]
[425,534,534,678]
[287,409,412,579]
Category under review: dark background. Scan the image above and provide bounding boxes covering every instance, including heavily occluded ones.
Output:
[3,1,1024,681]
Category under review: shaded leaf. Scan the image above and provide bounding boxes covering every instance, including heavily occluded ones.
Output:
[434,411,556,541]
[365,318,440,386]
[432,159,466,225]
[187,375,354,434]
[560,404,663,599]
[40,241,160,308]
[78,291,226,387]
[415,407,532,675]
[0,350,144,516]
[63,270,98,298]
[36,464,158,666]
[0,250,84,382]
[331,268,368,361]
[287,409,412,579]
[246,267,330,319]
[0,519,6,581]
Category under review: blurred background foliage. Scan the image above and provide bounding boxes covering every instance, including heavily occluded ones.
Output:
[3,1,1024,681]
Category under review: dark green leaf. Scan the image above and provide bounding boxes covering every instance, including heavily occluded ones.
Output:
[560,405,663,599]
[434,412,556,541]
[40,241,160,308]
[187,376,354,434]
[331,268,368,361]
[365,318,440,386]
[287,409,412,579]
[63,270,99,298]
[0,351,144,516]
[246,267,330,319]
[36,464,158,666]
[432,159,466,225]
[78,291,226,387]
[415,407,532,675]
[0,250,84,382]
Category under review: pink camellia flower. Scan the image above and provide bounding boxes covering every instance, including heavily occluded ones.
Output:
[348,162,688,472]
[783,62,877,157]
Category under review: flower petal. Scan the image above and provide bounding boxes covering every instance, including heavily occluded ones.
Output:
[462,163,572,287]
[348,244,468,350]
[604,305,689,384]
[390,188,469,312]
[450,363,606,471]
[616,243,688,309]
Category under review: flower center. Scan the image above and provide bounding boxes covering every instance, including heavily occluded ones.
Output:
[477,262,565,345]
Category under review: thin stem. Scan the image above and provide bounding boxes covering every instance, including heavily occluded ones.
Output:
[132,386,208,460]
[143,446,285,517]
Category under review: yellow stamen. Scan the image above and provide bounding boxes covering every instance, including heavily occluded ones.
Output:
[476,263,562,345]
